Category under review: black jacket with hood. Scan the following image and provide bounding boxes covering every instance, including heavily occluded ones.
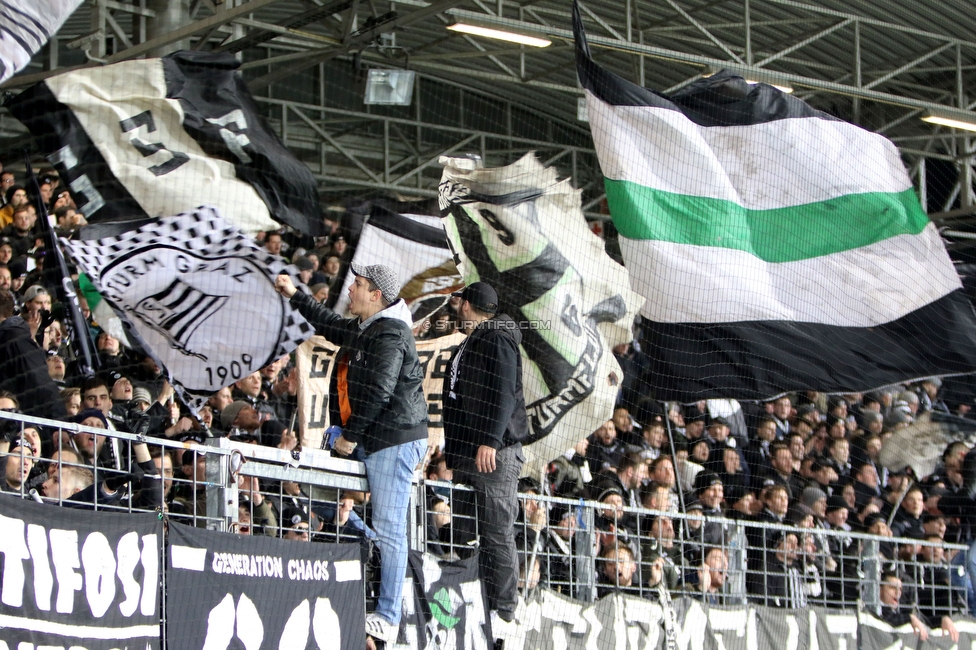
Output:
[442,313,529,464]
[0,316,67,419]
[290,291,428,454]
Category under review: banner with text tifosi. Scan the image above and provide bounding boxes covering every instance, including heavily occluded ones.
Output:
[297,332,465,450]
[166,522,365,650]
[0,495,162,650]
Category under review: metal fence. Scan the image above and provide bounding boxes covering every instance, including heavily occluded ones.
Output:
[0,410,969,621]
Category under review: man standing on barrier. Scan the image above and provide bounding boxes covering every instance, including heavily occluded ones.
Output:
[442,281,528,629]
[275,265,428,646]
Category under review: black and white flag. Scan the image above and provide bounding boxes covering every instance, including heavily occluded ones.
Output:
[396,552,492,650]
[7,50,324,236]
[167,522,365,650]
[333,203,461,320]
[438,154,642,474]
[0,0,82,85]
[63,205,313,411]
[0,495,162,650]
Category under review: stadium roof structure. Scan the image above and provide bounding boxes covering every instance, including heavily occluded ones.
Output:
[4,0,976,232]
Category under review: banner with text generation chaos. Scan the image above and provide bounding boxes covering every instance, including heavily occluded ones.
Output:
[166,522,365,650]
[297,332,465,450]
[0,495,162,650]
[396,551,492,650]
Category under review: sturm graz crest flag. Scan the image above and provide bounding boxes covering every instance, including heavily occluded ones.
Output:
[438,154,642,474]
[7,50,324,236]
[63,205,312,411]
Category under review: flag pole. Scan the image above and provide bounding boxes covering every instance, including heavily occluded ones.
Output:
[662,402,686,514]
[23,151,99,378]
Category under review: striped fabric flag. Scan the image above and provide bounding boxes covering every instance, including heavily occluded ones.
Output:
[0,0,83,85]
[574,3,976,400]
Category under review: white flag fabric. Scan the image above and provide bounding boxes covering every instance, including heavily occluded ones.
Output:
[0,0,82,85]
[438,153,643,475]
[333,205,461,320]
[64,206,313,411]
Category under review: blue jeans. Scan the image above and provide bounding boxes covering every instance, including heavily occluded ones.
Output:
[364,438,425,626]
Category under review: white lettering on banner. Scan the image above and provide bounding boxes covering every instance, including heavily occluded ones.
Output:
[785,615,800,650]
[200,593,340,650]
[81,533,116,618]
[0,515,157,618]
[27,524,54,612]
[810,610,820,650]
[287,559,331,582]
[674,600,707,650]
[622,598,662,650]
[138,534,158,617]
[117,533,141,618]
[459,581,488,650]
[582,606,603,650]
[49,530,82,614]
[280,599,311,649]
[211,552,283,579]
[827,614,859,650]
[0,514,29,607]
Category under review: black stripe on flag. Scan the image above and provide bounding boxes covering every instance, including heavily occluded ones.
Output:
[572,0,838,127]
[5,81,151,225]
[367,205,449,249]
[640,289,976,401]
[161,51,325,237]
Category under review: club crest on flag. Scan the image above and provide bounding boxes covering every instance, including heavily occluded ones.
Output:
[130,277,230,362]
[64,206,312,411]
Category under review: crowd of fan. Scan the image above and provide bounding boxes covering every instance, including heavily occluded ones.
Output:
[0,169,974,631]
[442,383,972,634]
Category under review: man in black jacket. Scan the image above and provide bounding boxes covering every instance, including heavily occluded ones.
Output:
[276,264,428,645]
[442,281,528,625]
[0,289,65,419]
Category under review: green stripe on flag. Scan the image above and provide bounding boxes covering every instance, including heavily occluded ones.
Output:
[605,181,930,263]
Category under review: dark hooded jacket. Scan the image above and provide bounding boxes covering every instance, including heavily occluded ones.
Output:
[0,316,67,419]
[442,314,529,464]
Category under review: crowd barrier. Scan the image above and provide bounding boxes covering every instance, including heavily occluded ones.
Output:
[0,410,971,649]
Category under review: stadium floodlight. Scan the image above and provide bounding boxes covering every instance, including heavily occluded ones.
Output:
[446,21,551,48]
[364,69,416,106]
[921,109,976,133]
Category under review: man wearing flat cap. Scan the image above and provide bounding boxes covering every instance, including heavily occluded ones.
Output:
[276,263,427,645]
[442,281,528,626]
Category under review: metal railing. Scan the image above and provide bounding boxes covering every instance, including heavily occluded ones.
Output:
[0,410,969,620]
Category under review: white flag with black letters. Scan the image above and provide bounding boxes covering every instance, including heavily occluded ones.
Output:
[63,206,313,411]
[8,50,325,236]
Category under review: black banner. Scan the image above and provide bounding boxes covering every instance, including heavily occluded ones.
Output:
[860,614,976,650]
[396,551,492,650]
[0,495,162,650]
[166,522,365,650]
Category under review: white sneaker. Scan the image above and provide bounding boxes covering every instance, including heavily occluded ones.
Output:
[365,613,398,645]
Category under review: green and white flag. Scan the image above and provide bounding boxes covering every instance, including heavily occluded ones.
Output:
[574,2,976,400]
